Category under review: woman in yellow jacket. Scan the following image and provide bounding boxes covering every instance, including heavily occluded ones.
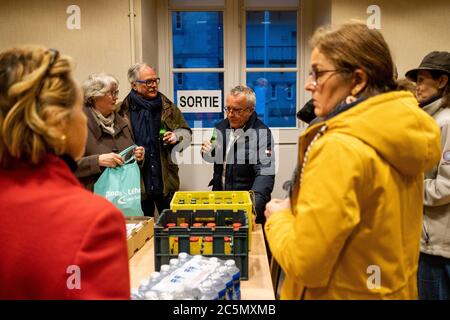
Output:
[264,22,441,299]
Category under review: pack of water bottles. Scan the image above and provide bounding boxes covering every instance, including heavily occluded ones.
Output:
[132,253,241,300]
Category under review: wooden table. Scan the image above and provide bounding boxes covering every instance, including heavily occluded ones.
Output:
[129,224,275,300]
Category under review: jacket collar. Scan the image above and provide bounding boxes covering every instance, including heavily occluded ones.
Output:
[422,97,444,117]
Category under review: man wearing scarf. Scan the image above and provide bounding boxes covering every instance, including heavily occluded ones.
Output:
[120,63,191,217]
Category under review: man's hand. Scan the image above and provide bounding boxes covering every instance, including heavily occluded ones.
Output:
[264,198,291,220]
[99,153,124,167]
[133,146,145,162]
[163,131,178,145]
[201,140,212,154]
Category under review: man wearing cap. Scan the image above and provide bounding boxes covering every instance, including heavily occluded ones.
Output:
[406,51,450,300]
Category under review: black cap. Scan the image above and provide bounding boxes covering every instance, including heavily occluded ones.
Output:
[405,51,450,82]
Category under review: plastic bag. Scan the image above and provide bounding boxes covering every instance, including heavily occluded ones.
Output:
[94,145,144,216]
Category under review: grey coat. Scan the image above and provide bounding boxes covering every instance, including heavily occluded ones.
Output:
[422,96,450,258]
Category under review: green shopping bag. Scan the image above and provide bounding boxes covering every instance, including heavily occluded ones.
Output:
[94,145,144,216]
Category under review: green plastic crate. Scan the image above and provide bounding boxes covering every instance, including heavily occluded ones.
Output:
[154,209,249,280]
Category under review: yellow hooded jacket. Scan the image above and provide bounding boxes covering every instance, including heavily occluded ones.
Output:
[265,91,441,299]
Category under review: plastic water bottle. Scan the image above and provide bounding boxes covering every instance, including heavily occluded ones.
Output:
[178,252,191,264]
[199,280,218,300]
[172,286,188,300]
[159,292,175,300]
[147,271,161,290]
[144,290,160,300]
[169,258,180,270]
[131,288,143,300]
[225,260,241,300]
[218,266,234,300]
[210,273,227,300]
[160,264,171,278]
[138,279,150,297]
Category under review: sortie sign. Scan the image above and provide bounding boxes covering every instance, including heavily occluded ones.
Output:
[177,90,222,113]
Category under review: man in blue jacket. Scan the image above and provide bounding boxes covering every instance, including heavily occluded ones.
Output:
[201,85,275,225]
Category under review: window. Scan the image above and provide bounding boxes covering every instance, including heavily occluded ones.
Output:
[271,84,277,100]
[171,11,224,128]
[176,73,183,86]
[166,2,300,129]
[286,84,293,100]
[175,12,182,30]
[246,10,298,127]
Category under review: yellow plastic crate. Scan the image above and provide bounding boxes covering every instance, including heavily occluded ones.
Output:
[170,191,254,248]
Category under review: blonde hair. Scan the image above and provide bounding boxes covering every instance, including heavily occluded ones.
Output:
[310,22,397,97]
[0,45,77,167]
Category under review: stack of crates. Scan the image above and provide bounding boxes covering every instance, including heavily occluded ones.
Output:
[170,191,254,247]
[154,208,249,279]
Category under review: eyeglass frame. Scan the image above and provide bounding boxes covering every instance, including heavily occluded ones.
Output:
[224,106,251,115]
[135,78,161,86]
[106,89,120,98]
[308,69,348,87]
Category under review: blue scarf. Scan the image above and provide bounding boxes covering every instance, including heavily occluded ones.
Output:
[129,90,164,195]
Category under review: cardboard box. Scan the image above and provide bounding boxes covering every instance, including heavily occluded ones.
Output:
[126,217,154,259]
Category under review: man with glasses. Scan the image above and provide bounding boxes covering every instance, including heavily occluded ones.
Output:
[201,85,275,225]
[120,63,191,217]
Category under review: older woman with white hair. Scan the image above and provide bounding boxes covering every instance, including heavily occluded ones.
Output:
[76,73,144,190]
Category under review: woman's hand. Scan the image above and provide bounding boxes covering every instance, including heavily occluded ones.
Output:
[265,198,291,220]
[134,146,145,162]
[98,153,124,167]
[162,131,178,145]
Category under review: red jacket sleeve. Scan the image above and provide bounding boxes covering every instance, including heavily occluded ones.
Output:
[66,207,130,299]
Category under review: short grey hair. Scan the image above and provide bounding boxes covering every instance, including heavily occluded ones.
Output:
[82,73,118,106]
[127,62,156,83]
[229,85,256,109]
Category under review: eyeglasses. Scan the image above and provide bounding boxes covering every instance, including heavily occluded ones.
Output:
[308,69,345,87]
[135,78,160,86]
[224,106,249,115]
[107,90,119,98]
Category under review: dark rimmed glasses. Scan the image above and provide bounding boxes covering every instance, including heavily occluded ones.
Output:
[135,78,160,86]
[308,69,346,87]
[224,106,250,115]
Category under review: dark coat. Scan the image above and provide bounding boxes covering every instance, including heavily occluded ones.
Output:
[206,112,275,223]
[120,92,192,196]
[75,107,136,191]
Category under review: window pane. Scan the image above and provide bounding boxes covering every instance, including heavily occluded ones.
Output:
[245,0,298,8]
[174,72,224,128]
[246,11,297,68]
[172,12,223,68]
[247,72,296,127]
[170,0,224,7]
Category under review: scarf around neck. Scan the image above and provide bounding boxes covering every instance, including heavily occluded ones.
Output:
[91,107,115,135]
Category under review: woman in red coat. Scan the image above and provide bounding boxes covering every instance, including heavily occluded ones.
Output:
[0,46,130,299]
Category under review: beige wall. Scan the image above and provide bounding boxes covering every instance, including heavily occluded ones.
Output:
[331,0,450,79]
[140,0,159,69]
[0,0,134,100]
